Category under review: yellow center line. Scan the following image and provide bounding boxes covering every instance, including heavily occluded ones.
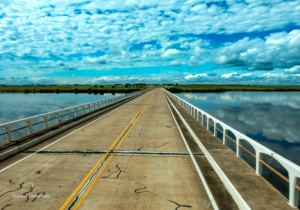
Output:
[60,89,157,210]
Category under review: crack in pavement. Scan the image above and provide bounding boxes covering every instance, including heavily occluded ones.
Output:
[22,185,34,202]
[103,165,192,210]
[134,186,192,210]
[102,164,124,179]
[0,182,24,198]
[32,192,45,202]
[135,186,150,193]
[137,142,169,151]
[1,204,10,210]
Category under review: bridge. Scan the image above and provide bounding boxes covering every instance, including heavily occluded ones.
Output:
[0,88,299,209]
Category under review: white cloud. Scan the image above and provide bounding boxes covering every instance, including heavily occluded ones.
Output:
[188,56,202,66]
[285,66,300,74]
[221,72,239,78]
[185,73,207,80]
[212,30,300,70]
[0,0,299,80]
[161,49,183,58]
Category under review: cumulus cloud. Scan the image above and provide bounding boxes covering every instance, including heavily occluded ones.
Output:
[161,49,183,58]
[188,56,202,66]
[185,73,207,81]
[221,72,239,78]
[212,30,300,70]
[0,0,299,82]
[285,66,300,74]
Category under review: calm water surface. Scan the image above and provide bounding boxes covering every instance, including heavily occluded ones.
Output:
[175,91,300,198]
[0,93,123,143]
[0,93,124,124]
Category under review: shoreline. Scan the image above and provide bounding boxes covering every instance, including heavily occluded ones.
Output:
[163,85,300,93]
[0,85,153,94]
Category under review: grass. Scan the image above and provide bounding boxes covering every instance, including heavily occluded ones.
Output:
[0,85,156,94]
[162,84,300,93]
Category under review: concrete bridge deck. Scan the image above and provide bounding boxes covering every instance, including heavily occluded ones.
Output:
[0,88,295,210]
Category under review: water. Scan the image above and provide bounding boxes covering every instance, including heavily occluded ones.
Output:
[0,93,123,143]
[175,91,300,199]
[0,91,298,199]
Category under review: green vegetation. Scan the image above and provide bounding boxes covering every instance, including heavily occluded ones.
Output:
[162,84,300,93]
[0,85,156,94]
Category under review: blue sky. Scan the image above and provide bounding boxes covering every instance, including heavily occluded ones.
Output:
[0,0,300,85]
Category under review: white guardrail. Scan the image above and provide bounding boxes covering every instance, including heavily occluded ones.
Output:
[0,89,151,145]
[163,88,300,208]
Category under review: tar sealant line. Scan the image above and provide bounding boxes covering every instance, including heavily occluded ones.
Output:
[0,92,150,173]
[162,91,219,210]
[163,91,251,210]
[25,150,202,156]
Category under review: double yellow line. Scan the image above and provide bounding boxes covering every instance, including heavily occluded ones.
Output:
[60,89,157,210]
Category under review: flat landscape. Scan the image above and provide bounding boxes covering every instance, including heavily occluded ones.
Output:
[1,85,300,94]
[0,85,155,94]
[163,85,300,93]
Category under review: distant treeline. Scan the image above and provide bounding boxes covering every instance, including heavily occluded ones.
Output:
[21,88,141,94]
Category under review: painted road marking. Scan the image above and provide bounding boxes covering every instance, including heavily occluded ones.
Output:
[162,91,219,210]
[60,90,157,210]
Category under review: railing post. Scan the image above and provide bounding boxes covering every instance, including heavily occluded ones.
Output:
[197,110,199,121]
[43,116,48,128]
[214,123,218,136]
[255,152,263,176]
[6,126,11,142]
[223,129,228,145]
[288,175,300,208]
[207,117,210,130]
[67,110,70,120]
[88,104,90,112]
[28,120,33,134]
[57,113,60,123]
[236,138,241,157]
[75,108,78,117]
[202,114,204,125]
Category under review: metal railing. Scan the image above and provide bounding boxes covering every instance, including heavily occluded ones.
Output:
[0,89,151,145]
[163,88,300,208]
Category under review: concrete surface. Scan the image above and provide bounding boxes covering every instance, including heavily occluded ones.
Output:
[0,89,235,210]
